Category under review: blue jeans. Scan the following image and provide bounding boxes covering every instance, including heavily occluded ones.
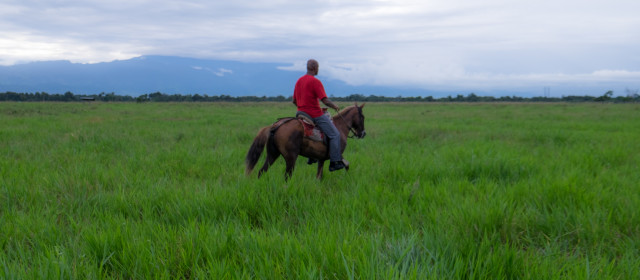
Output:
[312,114,342,162]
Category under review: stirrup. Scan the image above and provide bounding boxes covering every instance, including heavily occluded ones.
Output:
[329,160,346,172]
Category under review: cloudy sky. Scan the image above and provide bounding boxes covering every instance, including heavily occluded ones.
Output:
[1,0,639,96]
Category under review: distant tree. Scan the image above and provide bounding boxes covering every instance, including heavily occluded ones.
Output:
[467,93,479,102]
[192,94,204,102]
[594,90,613,102]
[64,91,75,101]
[136,94,149,103]
[103,92,117,102]
[625,88,639,102]
[148,92,165,101]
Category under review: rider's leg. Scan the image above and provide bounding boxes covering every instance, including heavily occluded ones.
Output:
[313,115,345,171]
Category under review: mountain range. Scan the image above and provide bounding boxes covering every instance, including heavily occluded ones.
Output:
[0,55,431,97]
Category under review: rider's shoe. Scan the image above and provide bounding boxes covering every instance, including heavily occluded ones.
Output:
[307,158,318,165]
[329,160,346,172]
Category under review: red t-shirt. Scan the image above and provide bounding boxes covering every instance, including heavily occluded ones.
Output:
[293,74,327,118]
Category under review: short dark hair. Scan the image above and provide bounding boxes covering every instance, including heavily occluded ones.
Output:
[307,59,319,71]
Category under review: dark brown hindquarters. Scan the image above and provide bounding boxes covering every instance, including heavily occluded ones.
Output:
[271,120,306,180]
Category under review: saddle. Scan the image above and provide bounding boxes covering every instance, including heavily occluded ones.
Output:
[296,111,325,142]
[270,110,330,142]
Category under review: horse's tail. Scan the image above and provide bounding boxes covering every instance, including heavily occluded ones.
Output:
[245,126,270,175]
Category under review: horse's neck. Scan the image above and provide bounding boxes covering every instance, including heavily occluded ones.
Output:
[332,110,352,135]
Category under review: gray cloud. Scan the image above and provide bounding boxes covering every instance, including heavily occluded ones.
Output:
[1,0,639,94]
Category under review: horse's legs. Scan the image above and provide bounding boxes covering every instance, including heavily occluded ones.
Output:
[257,152,279,178]
[316,160,325,179]
[283,153,298,181]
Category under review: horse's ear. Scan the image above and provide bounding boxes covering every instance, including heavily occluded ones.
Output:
[354,101,358,107]
[360,103,366,109]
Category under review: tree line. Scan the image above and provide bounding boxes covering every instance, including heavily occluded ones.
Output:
[1,90,639,103]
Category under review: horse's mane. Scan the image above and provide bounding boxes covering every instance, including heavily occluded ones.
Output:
[335,105,357,117]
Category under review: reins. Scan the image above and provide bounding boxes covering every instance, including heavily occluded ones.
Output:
[335,107,359,138]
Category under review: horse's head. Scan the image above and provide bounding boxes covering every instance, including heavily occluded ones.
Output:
[349,103,366,139]
[333,103,367,139]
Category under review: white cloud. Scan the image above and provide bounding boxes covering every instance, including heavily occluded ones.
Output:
[1,0,639,94]
[0,31,142,65]
[192,66,234,77]
[214,68,233,77]
[591,70,640,80]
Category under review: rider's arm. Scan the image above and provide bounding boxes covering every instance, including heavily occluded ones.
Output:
[321,97,340,111]
[292,98,297,106]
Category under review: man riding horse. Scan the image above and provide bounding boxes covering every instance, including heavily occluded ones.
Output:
[292,59,347,172]
[245,60,365,180]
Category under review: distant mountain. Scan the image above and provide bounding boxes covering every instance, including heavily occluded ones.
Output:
[0,55,431,97]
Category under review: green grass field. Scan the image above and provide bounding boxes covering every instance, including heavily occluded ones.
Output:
[1,102,639,279]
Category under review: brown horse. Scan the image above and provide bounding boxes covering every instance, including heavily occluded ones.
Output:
[246,104,366,180]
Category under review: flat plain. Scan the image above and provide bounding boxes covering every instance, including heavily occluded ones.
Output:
[1,102,639,279]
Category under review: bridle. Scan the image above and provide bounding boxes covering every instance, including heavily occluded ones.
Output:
[336,106,362,138]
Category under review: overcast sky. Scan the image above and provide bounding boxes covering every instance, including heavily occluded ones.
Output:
[1,0,639,96]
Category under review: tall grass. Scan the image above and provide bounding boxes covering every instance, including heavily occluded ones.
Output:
[1,102,639,279]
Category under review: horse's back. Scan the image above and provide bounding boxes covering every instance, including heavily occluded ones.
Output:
[270,117,303,148]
